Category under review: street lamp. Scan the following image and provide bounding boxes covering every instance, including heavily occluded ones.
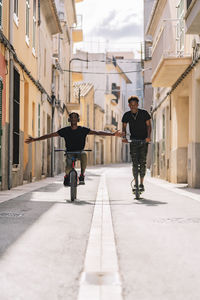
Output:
[68,57,88,103]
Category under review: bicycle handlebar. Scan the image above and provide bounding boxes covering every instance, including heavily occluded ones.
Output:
[127,139,150,144]
[54,149,92,153]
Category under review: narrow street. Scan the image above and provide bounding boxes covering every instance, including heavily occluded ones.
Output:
[1,164,200,300]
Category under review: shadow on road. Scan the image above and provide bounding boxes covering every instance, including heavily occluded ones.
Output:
[66,200,94,205]
[135,198,168,206]
[0,182,68,257]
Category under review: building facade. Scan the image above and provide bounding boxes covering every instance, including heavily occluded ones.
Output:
[146,0,200,187]
[71,50,132,165]
[0,0,83,190]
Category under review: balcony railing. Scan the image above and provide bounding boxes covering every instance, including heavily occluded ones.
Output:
[152,19,189,73]
[151,19,192,86]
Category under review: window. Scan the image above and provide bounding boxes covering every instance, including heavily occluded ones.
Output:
[14,0,18,17]
[13,69,20,165]
[26,0,30,39]
[33,0,36,50]
[0,0,2,28]
[177,0,184,55]
[38,104,40,137]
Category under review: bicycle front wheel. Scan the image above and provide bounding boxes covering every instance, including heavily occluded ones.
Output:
[70,171,77,201]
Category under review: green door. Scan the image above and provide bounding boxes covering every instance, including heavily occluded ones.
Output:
[0,78,3,182]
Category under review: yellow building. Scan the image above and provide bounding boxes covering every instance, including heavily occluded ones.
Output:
[146,0,200,187]
[0,0,83,190]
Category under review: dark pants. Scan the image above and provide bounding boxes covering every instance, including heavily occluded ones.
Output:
[65,152,87,175]
[130,142,148,179]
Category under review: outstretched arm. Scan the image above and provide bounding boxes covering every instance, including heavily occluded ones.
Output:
[122,123,128,143]
[88,130,122,137]
[25,132,59,144]
[146,119,151,142]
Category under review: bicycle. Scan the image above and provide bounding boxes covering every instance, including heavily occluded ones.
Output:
[127,139,148,200]
[55,149,92,202]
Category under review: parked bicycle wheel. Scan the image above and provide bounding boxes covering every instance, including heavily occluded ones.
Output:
[70,170,77,201]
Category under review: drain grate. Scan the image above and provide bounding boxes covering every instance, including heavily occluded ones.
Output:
[0,212,24,218]
[154,217,200,224]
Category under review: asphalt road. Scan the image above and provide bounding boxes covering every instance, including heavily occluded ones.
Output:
[0,169,100,300]
[1,164,200,300]
[107,165,200,300]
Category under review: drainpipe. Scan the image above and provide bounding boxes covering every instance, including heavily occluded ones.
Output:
[51,94,55,177]
[51,66,56,177]
[8,0,14,189]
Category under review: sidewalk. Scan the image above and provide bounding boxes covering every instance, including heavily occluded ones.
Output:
[0,174,65,203]
[146,171,200,203]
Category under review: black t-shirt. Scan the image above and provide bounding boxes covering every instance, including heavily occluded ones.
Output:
[122,109,151,140]
[57,126,90,151]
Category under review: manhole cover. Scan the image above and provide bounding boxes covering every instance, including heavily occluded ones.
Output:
[0,212,24,218]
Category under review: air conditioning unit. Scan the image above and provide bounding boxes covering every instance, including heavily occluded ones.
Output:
[59,12,65,21]
[148,47,152,58]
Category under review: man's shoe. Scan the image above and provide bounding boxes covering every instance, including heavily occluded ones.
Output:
[63,175,70,186]
[139,184,145,192]
[132,185,137,192]
[79,174,85,185]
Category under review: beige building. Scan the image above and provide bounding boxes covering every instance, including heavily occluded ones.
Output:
[94,104,105,165]
[73,82,95,165]
[146,0,200,187]
[72,50,132,165]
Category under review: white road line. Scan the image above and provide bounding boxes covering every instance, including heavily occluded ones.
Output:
[77,173,123,300]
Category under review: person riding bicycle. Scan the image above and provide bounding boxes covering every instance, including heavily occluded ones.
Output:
[122,96,151,192]
[25,112,121,186]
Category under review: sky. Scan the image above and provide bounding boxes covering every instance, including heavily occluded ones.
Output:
[75,0,144,58]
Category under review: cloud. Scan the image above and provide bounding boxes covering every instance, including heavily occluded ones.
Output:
[89,10,143,40]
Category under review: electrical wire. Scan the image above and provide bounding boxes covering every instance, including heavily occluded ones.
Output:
[63,69,147,74]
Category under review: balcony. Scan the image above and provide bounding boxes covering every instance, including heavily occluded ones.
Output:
[72,72,83,82]
[185,0,200,34]
[72,15,83,43]
[41,0,62,35]
[151,20,192,87]
[66,101,80,112]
